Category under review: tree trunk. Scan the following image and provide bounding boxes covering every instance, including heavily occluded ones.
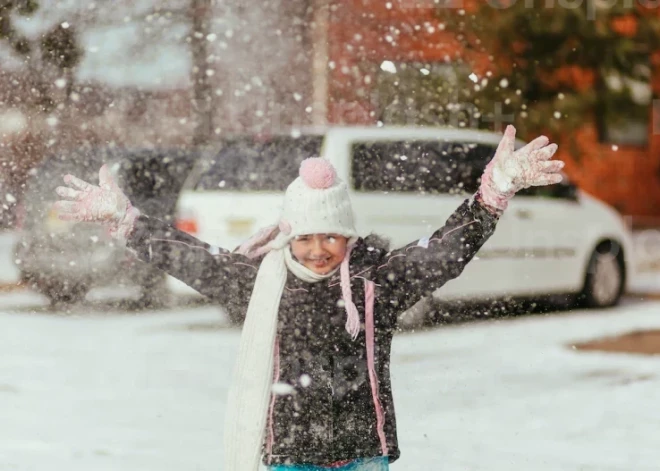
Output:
[189,0,214,147]
[309,0,330,127]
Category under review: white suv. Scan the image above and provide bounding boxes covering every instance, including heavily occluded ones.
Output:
[171,126,633,310]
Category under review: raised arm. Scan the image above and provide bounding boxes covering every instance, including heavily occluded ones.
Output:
[377,125,563,315]
[125,214,257,308]
[53,165,258,311]
[375,194,499,315]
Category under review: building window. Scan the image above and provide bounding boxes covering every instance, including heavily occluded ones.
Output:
[597,63,651,147]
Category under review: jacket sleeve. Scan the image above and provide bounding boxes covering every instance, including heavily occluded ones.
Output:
[126,214,258,313]
[374,194,500,316]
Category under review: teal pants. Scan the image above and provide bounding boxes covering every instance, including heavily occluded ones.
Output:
[268,457,389,471]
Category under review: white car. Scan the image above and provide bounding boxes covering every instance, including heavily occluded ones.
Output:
[170,126,633,311]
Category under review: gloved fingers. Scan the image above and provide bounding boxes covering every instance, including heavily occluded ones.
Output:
[529,173,564,187]
[63,174,94,192]
[55,186,83,201]
[531,143,558,161]
[99,164,120,192]
[495,125,517,156]
[519,135,549,154]
[539,160,565,174]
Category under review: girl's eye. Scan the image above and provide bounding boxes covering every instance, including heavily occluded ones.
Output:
[327,236,336,243]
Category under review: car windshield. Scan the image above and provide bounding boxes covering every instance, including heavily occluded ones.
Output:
[193,135,324,192]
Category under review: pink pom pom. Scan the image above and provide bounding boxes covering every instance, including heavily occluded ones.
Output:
[299,157,336,189]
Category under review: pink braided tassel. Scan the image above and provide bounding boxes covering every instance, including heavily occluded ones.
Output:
[340,244,360,340]
[235,225,279,258]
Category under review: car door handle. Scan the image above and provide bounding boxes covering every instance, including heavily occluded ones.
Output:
[515,209,533,220]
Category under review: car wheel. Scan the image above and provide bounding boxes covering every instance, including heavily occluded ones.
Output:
[38,279,89,306]
[137,271,170,309]
[579,241,625,308]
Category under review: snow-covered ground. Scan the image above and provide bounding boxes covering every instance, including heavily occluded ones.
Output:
[0,291,659,470]
[0,231,19,285]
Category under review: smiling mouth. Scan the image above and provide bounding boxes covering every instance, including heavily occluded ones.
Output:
[309,259,330,267]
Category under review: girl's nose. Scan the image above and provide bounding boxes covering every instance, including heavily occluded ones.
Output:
[310,239,326,256]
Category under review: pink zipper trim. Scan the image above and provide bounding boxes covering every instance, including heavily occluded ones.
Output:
[364,279,388,455]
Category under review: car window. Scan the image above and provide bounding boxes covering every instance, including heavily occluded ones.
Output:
[193,135,324,192]
[351,140,496,195]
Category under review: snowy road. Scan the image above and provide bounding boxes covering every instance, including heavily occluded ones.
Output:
[0,291,659,471]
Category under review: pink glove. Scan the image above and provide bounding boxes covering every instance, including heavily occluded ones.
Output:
[479,125,564,211]
[53,164,140,241]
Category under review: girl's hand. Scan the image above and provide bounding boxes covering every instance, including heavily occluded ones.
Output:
[479,125,564,211]
[53,164,140,241]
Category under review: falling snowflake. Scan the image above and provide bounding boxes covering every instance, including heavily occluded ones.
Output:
[300,375,312,388]
[272,383,295,396]
[380,61,397,74]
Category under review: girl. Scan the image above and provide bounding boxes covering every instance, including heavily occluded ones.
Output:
[54,125,562,471]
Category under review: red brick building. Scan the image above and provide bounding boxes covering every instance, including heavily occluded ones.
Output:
[313,0,660,221]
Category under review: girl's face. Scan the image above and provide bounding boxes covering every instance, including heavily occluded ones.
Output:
[290,233,348,275]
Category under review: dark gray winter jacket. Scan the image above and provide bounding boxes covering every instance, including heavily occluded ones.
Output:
[126,195,500,466]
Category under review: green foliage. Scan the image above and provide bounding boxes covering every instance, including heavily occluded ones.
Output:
[0,0,38,54]
[41,24,82,70]
[439,2,660,144]
[0,1,83,112]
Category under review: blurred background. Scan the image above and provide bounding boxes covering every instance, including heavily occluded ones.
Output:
[1,1,660,219]
[1,2,660,469]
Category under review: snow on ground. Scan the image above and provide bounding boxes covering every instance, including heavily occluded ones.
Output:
[629,271,660,296]
[0,231,19,285]
[0,292,659,471]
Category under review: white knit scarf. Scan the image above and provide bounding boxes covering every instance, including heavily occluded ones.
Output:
[223,243,339,471]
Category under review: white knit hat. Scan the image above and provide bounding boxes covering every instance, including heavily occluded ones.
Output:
[277,157,358,242]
